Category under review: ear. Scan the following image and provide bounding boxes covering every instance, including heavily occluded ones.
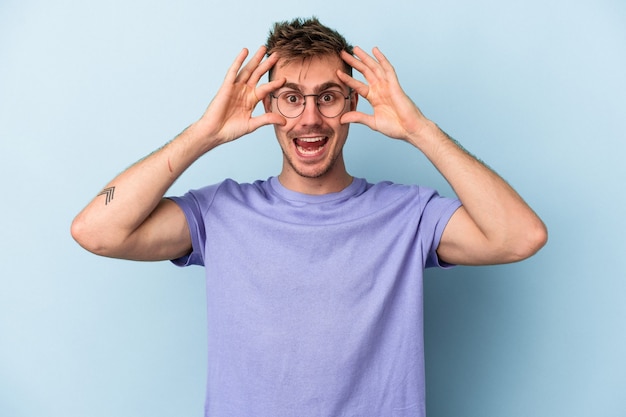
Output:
[263,94,272,114]
[349,90,359,111]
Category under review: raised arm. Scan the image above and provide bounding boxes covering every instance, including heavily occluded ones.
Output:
[71,47,286,261]
[339,47,547,265]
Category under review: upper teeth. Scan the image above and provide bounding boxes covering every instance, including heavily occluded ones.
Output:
[298,137,325,142]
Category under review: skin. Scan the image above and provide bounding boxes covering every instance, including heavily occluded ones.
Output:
[71,45,547,265]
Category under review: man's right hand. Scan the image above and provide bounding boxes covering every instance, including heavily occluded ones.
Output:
[193,46,286,150]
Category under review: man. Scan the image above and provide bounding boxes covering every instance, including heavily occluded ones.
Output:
[72,17,547,417]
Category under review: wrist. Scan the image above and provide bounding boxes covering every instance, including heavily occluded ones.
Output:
[405,119,444,149]
[180,120,224,156]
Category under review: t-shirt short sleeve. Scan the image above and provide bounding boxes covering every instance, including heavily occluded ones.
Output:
[166,183,223,267]
[420,192,462,269]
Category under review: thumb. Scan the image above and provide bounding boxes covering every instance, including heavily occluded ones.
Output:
[248,113,286,133]
[340,110,374,128]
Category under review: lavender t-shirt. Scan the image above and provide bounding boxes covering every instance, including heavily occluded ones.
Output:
[170,177,461,417]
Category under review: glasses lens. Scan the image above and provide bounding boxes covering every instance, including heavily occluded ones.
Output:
[276,92,305,118]
[317,91,346,118]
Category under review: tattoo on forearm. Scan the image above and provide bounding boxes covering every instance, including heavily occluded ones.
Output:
[98,187,115,205]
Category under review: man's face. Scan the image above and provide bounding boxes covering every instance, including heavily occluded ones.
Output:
[264,54,357,186]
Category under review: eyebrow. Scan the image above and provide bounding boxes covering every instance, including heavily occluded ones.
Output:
[281,81,346,93]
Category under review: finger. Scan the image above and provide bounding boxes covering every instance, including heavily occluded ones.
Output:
[341,50,370,78]
[371,47,397,76]
[224,48,250,83]
[340,110,375,129]
[336,71,369,99]
[255,77,286,101]
[353,46,387,79]
[235,46,267,84]
[349,47,381,76]
[342,48,385,86]
[247,52,280,87]
[247,112,286,133]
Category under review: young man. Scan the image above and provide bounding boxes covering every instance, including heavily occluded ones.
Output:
[72,17,547,417]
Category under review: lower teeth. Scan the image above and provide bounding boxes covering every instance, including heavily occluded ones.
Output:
[297,145,323,155]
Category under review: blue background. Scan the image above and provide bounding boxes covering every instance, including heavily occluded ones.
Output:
[1,0,625,416]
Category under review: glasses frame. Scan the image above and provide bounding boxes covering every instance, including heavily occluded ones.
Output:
[270,89,352,119]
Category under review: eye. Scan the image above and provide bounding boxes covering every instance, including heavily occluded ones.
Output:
[318,91,338,104]
[281,92,303,105]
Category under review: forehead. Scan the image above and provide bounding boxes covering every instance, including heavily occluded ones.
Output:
[272,54,346,91]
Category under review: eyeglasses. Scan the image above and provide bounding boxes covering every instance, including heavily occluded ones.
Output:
[270,90,351,118]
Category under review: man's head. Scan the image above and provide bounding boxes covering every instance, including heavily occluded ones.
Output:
[265,17,353,80]
[263,17,358,194]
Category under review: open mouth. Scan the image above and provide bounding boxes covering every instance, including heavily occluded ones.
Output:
[294,137,329,156]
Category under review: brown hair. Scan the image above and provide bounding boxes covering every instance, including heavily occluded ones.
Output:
[266,17,353,79]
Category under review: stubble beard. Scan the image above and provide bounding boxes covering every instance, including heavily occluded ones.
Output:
[281,146,342,179]
[280,125,342,179]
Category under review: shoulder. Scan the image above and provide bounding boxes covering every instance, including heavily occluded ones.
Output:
[171,178,275,213]
[360,179,461,221]
[361,179,442,204]
[182,178,268,199]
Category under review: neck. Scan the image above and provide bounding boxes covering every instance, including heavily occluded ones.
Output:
[278,161,353,195]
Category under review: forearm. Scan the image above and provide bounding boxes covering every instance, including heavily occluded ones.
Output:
[71,122,216,255]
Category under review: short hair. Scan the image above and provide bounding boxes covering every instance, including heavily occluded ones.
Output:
[266,17,353,79]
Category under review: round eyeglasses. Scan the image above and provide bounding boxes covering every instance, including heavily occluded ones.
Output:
[270,90,351,118]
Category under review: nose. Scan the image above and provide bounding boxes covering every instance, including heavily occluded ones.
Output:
[298,96,324,125]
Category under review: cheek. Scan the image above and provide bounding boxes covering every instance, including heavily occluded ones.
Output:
[336,120,350,136]
[335,124,351,145]
[273,121,294,142]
